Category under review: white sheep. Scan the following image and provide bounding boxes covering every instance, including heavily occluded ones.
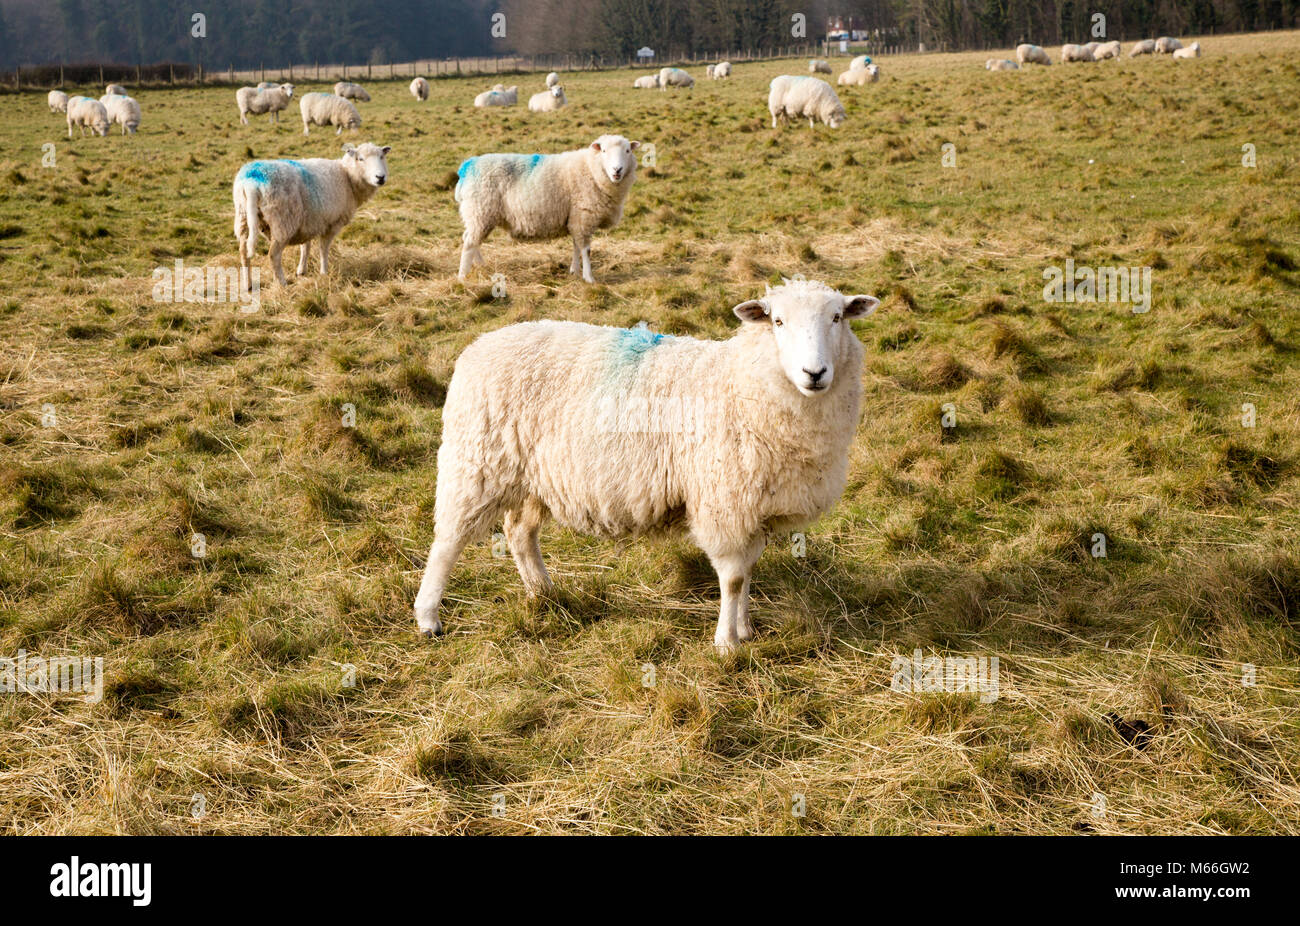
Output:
[1094,40,1122,60]
[474,85,518,107]
[769,75,846,129]
[104,83,126,96]
[237,83,294,125]
[1061,43,1095,63]
[333,81,371,102]
[233,142,390,290]
[706,64,715,79]
[633,74,659,89]
[809,59,832,74]
[410,77,429,101]
[838,63,880,85]
[1155,36,1183,53]
[256,81,279,89]
[1082,41,1101,56]
[48,90,69,113]
[658,67,694,89]
[454,134,639,284]
[99,93,141,134]
[66,97,109,137]
[1172,42,1202,59]
[1129,39,1157,56]
[849,54,872,70]
[412,279,880,652]
[1016,43,1051,65]
[528,84,567,112]
[546,71,560,88]
[714,61,731,78]
[300,91,361,135]
[984,58,1018,71]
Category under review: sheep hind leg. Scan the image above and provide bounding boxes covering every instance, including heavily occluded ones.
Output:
[504,497,553,597]
[414,501,498,637]
[458,227,486,280]
[267,240,288,287]
[296,241,311,277]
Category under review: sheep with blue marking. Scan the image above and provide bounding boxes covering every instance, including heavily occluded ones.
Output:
[237,83,294,125]
[474,86,518,107]
[233,142,390,290]
[412,279,880,653]
[99,93,141,134]
[67,97,109,137]
[849,54,872,70]
[769,75,846,128]
[300,91,361,135]
[454,134,639,283]
[658,67,694,89]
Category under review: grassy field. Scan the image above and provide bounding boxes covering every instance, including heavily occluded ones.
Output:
[1,31,1298,835]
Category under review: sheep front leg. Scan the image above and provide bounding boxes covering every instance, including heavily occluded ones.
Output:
[458,226,485,280]
[707,537,765,654]
[296,241,311,277]
[570,234,594,283]
[319,228,340,275]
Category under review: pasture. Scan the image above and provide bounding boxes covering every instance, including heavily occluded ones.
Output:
[1,30,1298,834]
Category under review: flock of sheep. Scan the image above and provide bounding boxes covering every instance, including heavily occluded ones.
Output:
[987,35,1202,69]
[49,84,140,136]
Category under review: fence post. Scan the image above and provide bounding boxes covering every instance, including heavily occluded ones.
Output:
[170,64,175,84]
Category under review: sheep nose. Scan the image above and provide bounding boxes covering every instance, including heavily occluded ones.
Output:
[803,367,827,383]
[375,176,386,185]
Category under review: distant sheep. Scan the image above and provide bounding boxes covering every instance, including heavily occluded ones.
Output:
[985,58,1019,71]
[333,81,371,102]
[237,83,294,125]
[1173,42,1202,59]
[1083,41,1101,56]
[769,75,845,129]
[300,91,361,135]
[528,84,567,112]
[658,67,694,89]
[104,83,126,96]
[546,71,560,88]
[233,142,390,290]
[633,74,659,89]
[410,77,428,101]
[714,61,731,78]
[411,279,880,653]
[809,59,832,74]
[849,54,872,70]
[474,86,518,107]
[1155,36,1183,53]
[1094,40,1122,60]
[838,63,880,85]
[454,134,640,283]
[48,90,69,113]
[100,93,141,134]
[66,97,109,137]
[1061,44,1095,63]
[1016,43,1051,65]
[706,64,715,79]
[1129,39,1157,57]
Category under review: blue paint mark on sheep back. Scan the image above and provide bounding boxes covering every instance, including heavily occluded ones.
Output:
[457,157,478,181]
[236,159,320,204]
[613,324,668,362]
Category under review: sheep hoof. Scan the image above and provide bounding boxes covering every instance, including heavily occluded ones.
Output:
[419,626,443,639]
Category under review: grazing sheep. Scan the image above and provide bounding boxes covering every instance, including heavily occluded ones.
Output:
[1155,36,1183,53]
[1094,40,1122,60]
[48,90,69,113]
[546,71,560,88]
[809,59,832,74]
[104,83,126,96]
[633,74,659,89]
[99,93,141,134]
[768,75,846,129]
[1129,39,1157,57]
[300,91,361,135]
[658,67,694,89]
[410,77,429,101]
[1061,44,1095,63]
[412,279,879,652]
[454,134,639,283]
[1173,42,1202,59]
[985,58,1019,71]
[849,54,872,70]
[1016,43,1051,65]
[706,64,715,79]
[838,63,880,85]
[474,86,518,107]
[233,142,390,290]
[333,81,371,102]
[528,84,567,112]
[714,61,731,78]
[66,97,109,137]
[1083,41,1101,56]
[237,83,294,125]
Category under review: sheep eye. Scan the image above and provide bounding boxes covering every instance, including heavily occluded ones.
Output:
[832,314,842,323]
[773,318,784,327]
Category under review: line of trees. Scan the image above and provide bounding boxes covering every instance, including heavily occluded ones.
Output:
[0,0,1297,71]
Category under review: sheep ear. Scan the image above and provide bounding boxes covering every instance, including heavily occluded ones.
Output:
[381,146,391,155]
[733,299,769,323]
[844,295,879,318]
[629,140,641,150]
[590,140,602,151]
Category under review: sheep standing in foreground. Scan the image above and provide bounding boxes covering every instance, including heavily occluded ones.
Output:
[300,91,361,135]
[1094,40,1122,60]
[633,74,659,89]
[104,83,126,96]
[528,84,567,112]
[233,142,390,290]
[66,97,109,137]
[474,86,518,106]
[412,279,880,652]
[838,63,880,85]
[985,58,1019,71]
[100,94,141,134]
[48,90,69,112]
[454,134,639,283]
[1129,39,1157,56]
[769,75,846,129]
[809,59,832,74]
[1173,42,1202,59]
[1061,44,1095,63]
[1155,36,1183,53]
[237,83,294,125]
[714,61,731,78]
[410,77,429,100]
[658,67,694,89]
[546,71,560,88]
[333,81,371,102]
[1016,43,1051,65]
[257,81,279,89]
